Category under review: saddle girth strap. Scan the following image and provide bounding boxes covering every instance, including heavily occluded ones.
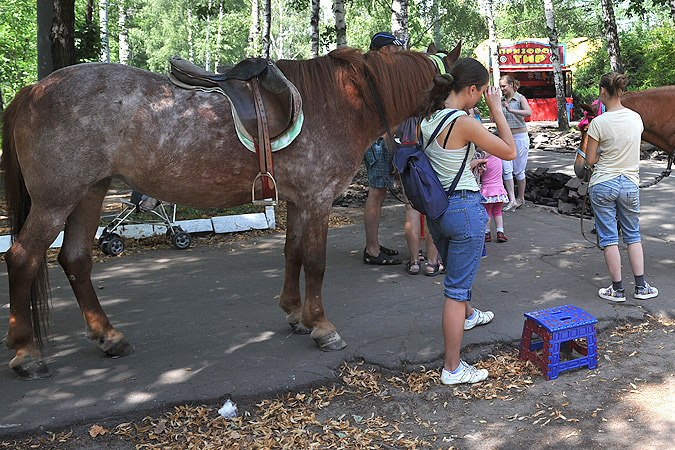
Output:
[251,77,276,200]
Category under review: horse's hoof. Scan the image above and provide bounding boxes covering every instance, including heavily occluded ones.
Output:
[104,339,135,357]
[11,358,52,380]
[288,321,311,334]
[313,331,347,351]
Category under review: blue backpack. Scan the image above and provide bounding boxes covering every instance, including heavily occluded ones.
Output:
[393,110,469,220]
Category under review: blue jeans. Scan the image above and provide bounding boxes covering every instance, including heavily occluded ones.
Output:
[589,175,641,248]
[427,190,487,301]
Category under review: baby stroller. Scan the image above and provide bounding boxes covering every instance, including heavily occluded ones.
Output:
[99,190,192,256]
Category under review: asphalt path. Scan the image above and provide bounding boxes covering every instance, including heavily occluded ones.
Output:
[0,149,673,437]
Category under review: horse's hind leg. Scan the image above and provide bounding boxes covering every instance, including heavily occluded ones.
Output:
[57,179,133,357]
[5,207,72,379]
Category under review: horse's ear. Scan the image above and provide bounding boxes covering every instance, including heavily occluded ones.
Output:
[444,41,462,66]
[427,42,437,54]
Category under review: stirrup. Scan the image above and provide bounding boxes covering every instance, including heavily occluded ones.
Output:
[252,172,278,206]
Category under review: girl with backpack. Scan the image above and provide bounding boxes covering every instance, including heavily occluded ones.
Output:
[420,58,516,385]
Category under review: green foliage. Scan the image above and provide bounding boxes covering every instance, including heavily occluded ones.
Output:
[0,0,37,105]
[494,0,602,42]
[573,24,675,104]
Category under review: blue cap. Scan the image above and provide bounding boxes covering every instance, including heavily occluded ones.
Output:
[370,32,405,50]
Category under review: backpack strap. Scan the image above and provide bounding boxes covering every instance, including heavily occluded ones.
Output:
[424,110,473,197]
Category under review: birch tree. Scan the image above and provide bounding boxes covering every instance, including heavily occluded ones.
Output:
[310,0,320,58]
[187,5,194,62]
[248,0,260,57]
[215,0,224,69]
[119,2,131,64]
[100,0,110,62]
[600,0,624,73]
[482,0,500,85]
[261,0,271,58]
[391,0,409,49]
[544,0,569,130]
[205,0,212,71]
[334,0,347,48]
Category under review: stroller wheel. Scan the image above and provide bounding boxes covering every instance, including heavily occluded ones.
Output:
[105,235,125,256]
[171,231,191,250]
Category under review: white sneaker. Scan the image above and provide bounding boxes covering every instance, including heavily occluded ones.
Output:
[441,360,489,385]
[598,285,626,302]
[634,283,658,300]
[464,308,494,330]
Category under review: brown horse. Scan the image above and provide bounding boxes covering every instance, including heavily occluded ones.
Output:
[574,86,675,180]
[1,45,461,379]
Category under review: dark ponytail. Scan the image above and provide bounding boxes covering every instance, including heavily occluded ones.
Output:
[420,58,489,119]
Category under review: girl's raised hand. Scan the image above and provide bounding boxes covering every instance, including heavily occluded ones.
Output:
[483,86,502,111]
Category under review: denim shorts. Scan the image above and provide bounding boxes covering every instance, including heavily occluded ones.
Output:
[589,175,641,248]
[363,138,394,189]
[427,190,487,301]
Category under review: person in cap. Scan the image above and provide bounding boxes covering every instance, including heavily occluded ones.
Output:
[363,32,405,265]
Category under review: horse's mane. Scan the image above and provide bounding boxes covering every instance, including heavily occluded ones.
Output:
[277,48,436,123]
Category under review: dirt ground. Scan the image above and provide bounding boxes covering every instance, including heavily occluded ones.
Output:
[1,316,672,449]
[2,124,674,449]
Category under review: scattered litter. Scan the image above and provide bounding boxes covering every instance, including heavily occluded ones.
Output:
[217,399,237,419]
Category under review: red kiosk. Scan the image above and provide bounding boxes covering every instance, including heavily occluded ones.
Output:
[492,40,573,121]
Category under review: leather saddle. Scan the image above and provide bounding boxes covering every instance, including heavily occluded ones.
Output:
[169,57,303,204]
[169,56,300,142]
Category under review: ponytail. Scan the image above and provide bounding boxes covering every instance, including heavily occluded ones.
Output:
[420,58,489,119]
[599,72,627,98]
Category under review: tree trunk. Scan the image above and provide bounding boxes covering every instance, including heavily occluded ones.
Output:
[215,0,224,69]
[310,0,320,58]
[544,0,569,131]
[334,0,346,48]
[86,0,93,24]
[600,0,623,73]
[187,5,194,63]
[261,0,271,58]
[52,0,76,70]
[118,2,131,64]
[432,0,440,48]
[248,0,260,57]
[482,0,500,85]
[205,0,212,71]
[37,0,54,79]
[391,0,409,49]
[99,0,109,62]
[670,0,675,24]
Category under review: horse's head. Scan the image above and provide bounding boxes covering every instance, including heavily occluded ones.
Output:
[426,41,462,68]
[574,102,598,181]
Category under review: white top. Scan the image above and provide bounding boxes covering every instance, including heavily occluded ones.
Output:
[421,109,478,192]
[587,108,643,187]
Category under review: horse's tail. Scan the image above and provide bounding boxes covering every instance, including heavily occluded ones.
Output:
[1,86,51,349]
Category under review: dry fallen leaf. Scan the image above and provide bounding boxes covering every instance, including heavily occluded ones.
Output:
[89,424,107,437]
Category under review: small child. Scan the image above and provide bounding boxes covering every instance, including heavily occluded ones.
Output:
[479,152,509,243]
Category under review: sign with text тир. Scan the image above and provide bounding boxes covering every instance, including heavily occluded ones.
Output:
[497,41,566,69]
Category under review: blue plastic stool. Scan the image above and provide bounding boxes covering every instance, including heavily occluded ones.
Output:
[519,304,598,380]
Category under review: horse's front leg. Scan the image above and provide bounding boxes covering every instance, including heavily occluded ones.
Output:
[284,202,346,351]
[279,202,307,332]
[58,181,134,357]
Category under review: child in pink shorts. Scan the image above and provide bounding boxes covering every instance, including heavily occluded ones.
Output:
[479,152,509,243]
